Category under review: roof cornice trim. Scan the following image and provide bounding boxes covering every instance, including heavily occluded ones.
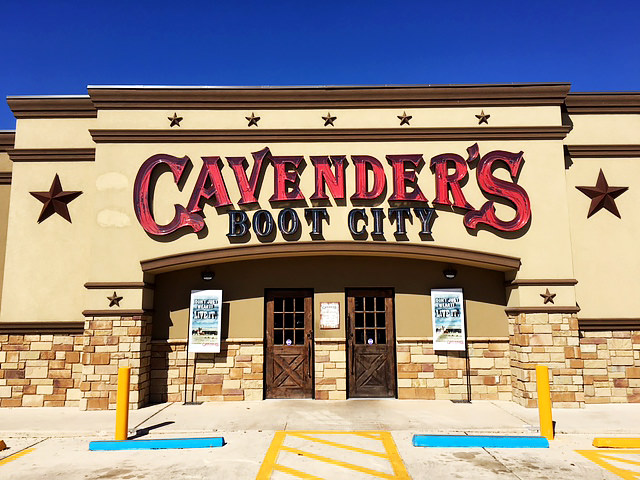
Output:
[566,92,640,114]
[89,126,571,143]
[88,84,572,109]
[7,97,97,119]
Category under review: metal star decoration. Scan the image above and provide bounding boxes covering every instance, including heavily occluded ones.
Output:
[322,112,337,127]
[107,291,123,307]
[397,111,412,126]
[246,112,260,127]
[475,110,490,124]
[540,288,556,304]
[30,174,82,223]
[168,112,183,127]
[576,169,628,218]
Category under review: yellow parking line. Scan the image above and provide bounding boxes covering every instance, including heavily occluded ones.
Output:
[257,430,410,479]
[272,463,324,479]
[287,432,388,458]
[381,432,411,479]
[256,431,286,479]
[0,448,35,467]
[577,449,640,479]
[280,445,395,478]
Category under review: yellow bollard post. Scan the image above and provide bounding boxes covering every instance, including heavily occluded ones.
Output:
[536,365,554,440]
[115,366,131,441]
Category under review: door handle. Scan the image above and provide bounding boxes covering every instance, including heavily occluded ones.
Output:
[349,332,355,376]
[307,333,312,378]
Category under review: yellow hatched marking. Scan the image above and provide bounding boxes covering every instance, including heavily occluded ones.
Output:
[0,448,35,467]
[280,445,394,479]
[577,449,640,479]
[257,431,287,480]
[287,432,388,458]
[354,432,383,440]
[272,464,324,479]
[380,432,411,479]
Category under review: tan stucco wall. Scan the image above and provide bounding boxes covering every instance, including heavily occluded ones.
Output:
[0,151,12,313]
[13,95,640,324]
[152,257,508,341]
[566,157,640,318]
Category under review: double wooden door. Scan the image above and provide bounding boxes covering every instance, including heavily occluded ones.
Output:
[265,289,314,399]
[347,289,396,398]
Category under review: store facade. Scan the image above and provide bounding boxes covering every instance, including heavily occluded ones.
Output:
[0,83,638,410]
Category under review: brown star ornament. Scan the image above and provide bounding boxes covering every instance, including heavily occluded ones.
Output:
[322,112,336,126]
[30,174,82,223]
[397,111,412,126]
[475,110,490,124]
[540,288,556,304]
[246,112,260,127]
[168,112,183,127]
[107,291,123,307]
[576,169,628,218]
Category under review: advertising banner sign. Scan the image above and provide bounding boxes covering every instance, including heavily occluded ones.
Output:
[431,288,466,351]
[188,290,222,353]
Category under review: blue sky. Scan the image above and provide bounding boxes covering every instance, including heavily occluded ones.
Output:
[2,0,639,129]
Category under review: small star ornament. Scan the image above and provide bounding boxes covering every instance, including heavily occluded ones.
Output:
[476,110,490,124]
[540,289,556,304]
[168,112,183,127]
[30,174,82,223]
[322,112,337,127]
[107,291,123,307]
[246,112,260,127]
[397,111,412,126]
[576,169,628,218]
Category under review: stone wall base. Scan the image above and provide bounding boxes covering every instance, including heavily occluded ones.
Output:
[150,341,263,402]
[397,339,511,400]
[581,330,640,403]
[314,340,347,400]
[0,333,83,407]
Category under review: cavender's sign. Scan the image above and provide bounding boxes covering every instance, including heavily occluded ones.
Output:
[133,144,531,239]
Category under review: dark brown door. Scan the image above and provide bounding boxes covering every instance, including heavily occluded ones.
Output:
[347,288,396,398]
[265,289,313,399]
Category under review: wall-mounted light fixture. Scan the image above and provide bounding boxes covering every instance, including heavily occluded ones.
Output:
[443,266,457,280]
[201,268,215,281]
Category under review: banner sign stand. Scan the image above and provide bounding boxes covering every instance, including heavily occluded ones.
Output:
[184,290,223,405]
[431,288,471,403]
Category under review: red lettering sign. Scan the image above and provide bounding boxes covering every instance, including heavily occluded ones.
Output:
[463,149,531,232]
[133,153,205,235]
[350,155,386,200]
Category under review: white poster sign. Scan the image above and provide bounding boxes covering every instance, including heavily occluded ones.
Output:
[188,290,222,353]
[320,302,340,329]
[431,288,466,351]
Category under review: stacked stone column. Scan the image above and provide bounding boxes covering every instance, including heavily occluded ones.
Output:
[509,313,584,408]
[79,315,152,410]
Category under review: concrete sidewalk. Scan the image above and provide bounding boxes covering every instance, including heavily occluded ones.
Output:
[0,400,638,438]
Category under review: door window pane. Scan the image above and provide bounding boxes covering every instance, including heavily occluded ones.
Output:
[376,329,386,344]
[376,296,385,310]
[285,313,294,328]
[365,297,374,311]
[285,297,294,311]
[355,329,364,344]
[355,297,363,311]
[295,296,303,311]
[366,312,375,327]
[376,312,385,327]
[274,330,283,345]
[274,297,283,312]
[295,330,304,345]
[295,313,304,328]
[274,313,283,329]
[355,312,364,328]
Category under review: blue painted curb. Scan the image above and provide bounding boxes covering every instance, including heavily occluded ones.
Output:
[89,437,225,451]
[412,435,549,448]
